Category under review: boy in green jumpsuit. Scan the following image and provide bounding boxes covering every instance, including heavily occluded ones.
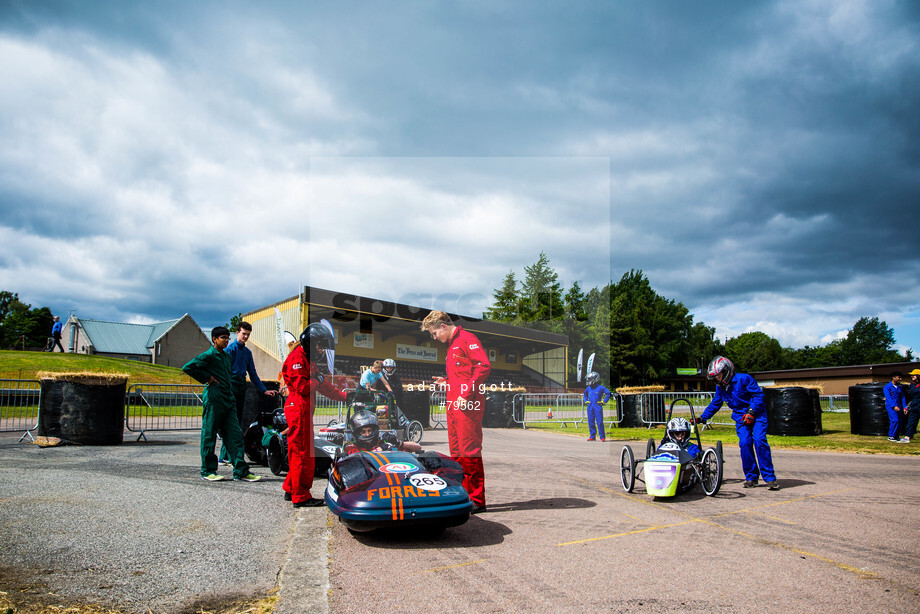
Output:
[182,326,262,482]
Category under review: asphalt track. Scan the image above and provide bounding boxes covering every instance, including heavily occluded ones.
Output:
[330,429,920,614]
[1,427,919,613]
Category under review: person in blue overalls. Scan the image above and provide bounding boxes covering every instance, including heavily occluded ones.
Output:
[699,356,779,490]
[583,371,611,442]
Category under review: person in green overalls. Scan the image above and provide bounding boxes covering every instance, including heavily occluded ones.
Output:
[183,326,262,482]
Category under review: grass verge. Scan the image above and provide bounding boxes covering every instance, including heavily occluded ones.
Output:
[525,411,920,455]
[0,350,194,385]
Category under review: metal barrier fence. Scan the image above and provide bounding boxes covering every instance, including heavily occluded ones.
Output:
[0,379,41,441]
[512,393,588,428]
[637,391,722,426]
[125,384,205,440]
[821,395,849,413]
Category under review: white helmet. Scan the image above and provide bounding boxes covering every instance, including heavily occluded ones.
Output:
[382,358,396,374]
[667,417,691,444]
[586,371,600,385]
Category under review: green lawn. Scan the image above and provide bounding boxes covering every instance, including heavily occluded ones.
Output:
[525,411,920,455]
[0,350,194,385]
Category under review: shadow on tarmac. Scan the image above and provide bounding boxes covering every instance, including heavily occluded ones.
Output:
[344,515,512,549]
[482,496,596,512]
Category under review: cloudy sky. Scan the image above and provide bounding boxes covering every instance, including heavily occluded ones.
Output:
[1,0,918,354]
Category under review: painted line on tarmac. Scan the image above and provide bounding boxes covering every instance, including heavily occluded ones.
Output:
[558,519,700,545]
[559,475,878,579]
[421,559,487,573]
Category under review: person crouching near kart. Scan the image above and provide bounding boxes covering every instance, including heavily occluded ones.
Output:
[282,323,347,508]
[583,371,611,441]
[359,360,395,394]
[343,409,422,455]
[698,356,779,490]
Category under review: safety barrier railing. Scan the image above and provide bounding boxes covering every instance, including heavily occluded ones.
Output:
[430,391,447,429]
[821,395,849,413]
[512,392,604,429]
[125,384,205,441]
[637,391,721,426]
[0,379,41,442]
[313,390,349,427]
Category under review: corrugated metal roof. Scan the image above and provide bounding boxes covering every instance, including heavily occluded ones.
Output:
[78,318,180,355]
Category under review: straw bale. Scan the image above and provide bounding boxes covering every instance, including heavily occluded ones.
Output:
[36,371,130,385]
[616,385,666,395]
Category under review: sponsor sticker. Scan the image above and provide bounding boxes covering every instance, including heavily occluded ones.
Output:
[380,462,418,473]
[321,446,339,455]
[325,483,338,503]
[408,473,447,491]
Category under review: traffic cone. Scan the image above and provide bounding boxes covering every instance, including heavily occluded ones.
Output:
[547,407,553,419]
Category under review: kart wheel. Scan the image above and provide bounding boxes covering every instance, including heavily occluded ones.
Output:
[243,423,268,465]
[646,437,657,460]
[267,434,289,476]
[620,445,636,493]
[701,447,722,496]
[327,419,339,428]
[716,440,723,462]
[407,420,424,444]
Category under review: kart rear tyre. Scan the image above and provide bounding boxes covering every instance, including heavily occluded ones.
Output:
[267,433,289,476]
[620,445,636,493]
[716,440,723,462]
[407,420,424,444]
[701,447,722,496]
[646,437,657,460]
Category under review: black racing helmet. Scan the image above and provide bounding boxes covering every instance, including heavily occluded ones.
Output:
[350,409,380,450]
[300,322,335,362]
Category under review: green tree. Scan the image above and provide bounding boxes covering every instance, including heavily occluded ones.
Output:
[483,271,521,321]
[724,331,787,372]
[608,270,693,386]
[521,252,565,323]
[685,322,724,373]
[0,295,53,349]
[564,281,588,321]
[837,316,902,365]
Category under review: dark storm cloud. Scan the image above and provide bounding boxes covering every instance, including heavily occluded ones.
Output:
[0,0,918,350]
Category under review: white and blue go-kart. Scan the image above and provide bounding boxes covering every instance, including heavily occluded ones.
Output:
[619,400,724,498]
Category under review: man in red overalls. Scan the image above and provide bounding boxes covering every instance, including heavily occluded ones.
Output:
[282,322,346,508]
[422,310,491,513]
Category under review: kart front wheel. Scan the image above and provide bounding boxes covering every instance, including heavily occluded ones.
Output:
[716,440,723,462]
[646,437,657,460]
[701,447,722,496]
[407,420,424,443]
[620,445,636,492]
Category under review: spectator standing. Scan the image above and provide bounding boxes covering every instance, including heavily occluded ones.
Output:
[883,371,908,443]
[49,316,65,352]
[422,310,491,513]
[582,371,611,441]
[219,322,277,465]
[182,326,261,482]
[699,356,779,490]
[903,369,920,443]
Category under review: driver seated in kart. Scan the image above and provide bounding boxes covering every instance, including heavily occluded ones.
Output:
[654,417,703,492]
[657,417,702,459]
[343,409,422,455]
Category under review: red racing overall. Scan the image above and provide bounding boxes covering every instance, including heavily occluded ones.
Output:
[444,326,491,506]
[282,344,346,504]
